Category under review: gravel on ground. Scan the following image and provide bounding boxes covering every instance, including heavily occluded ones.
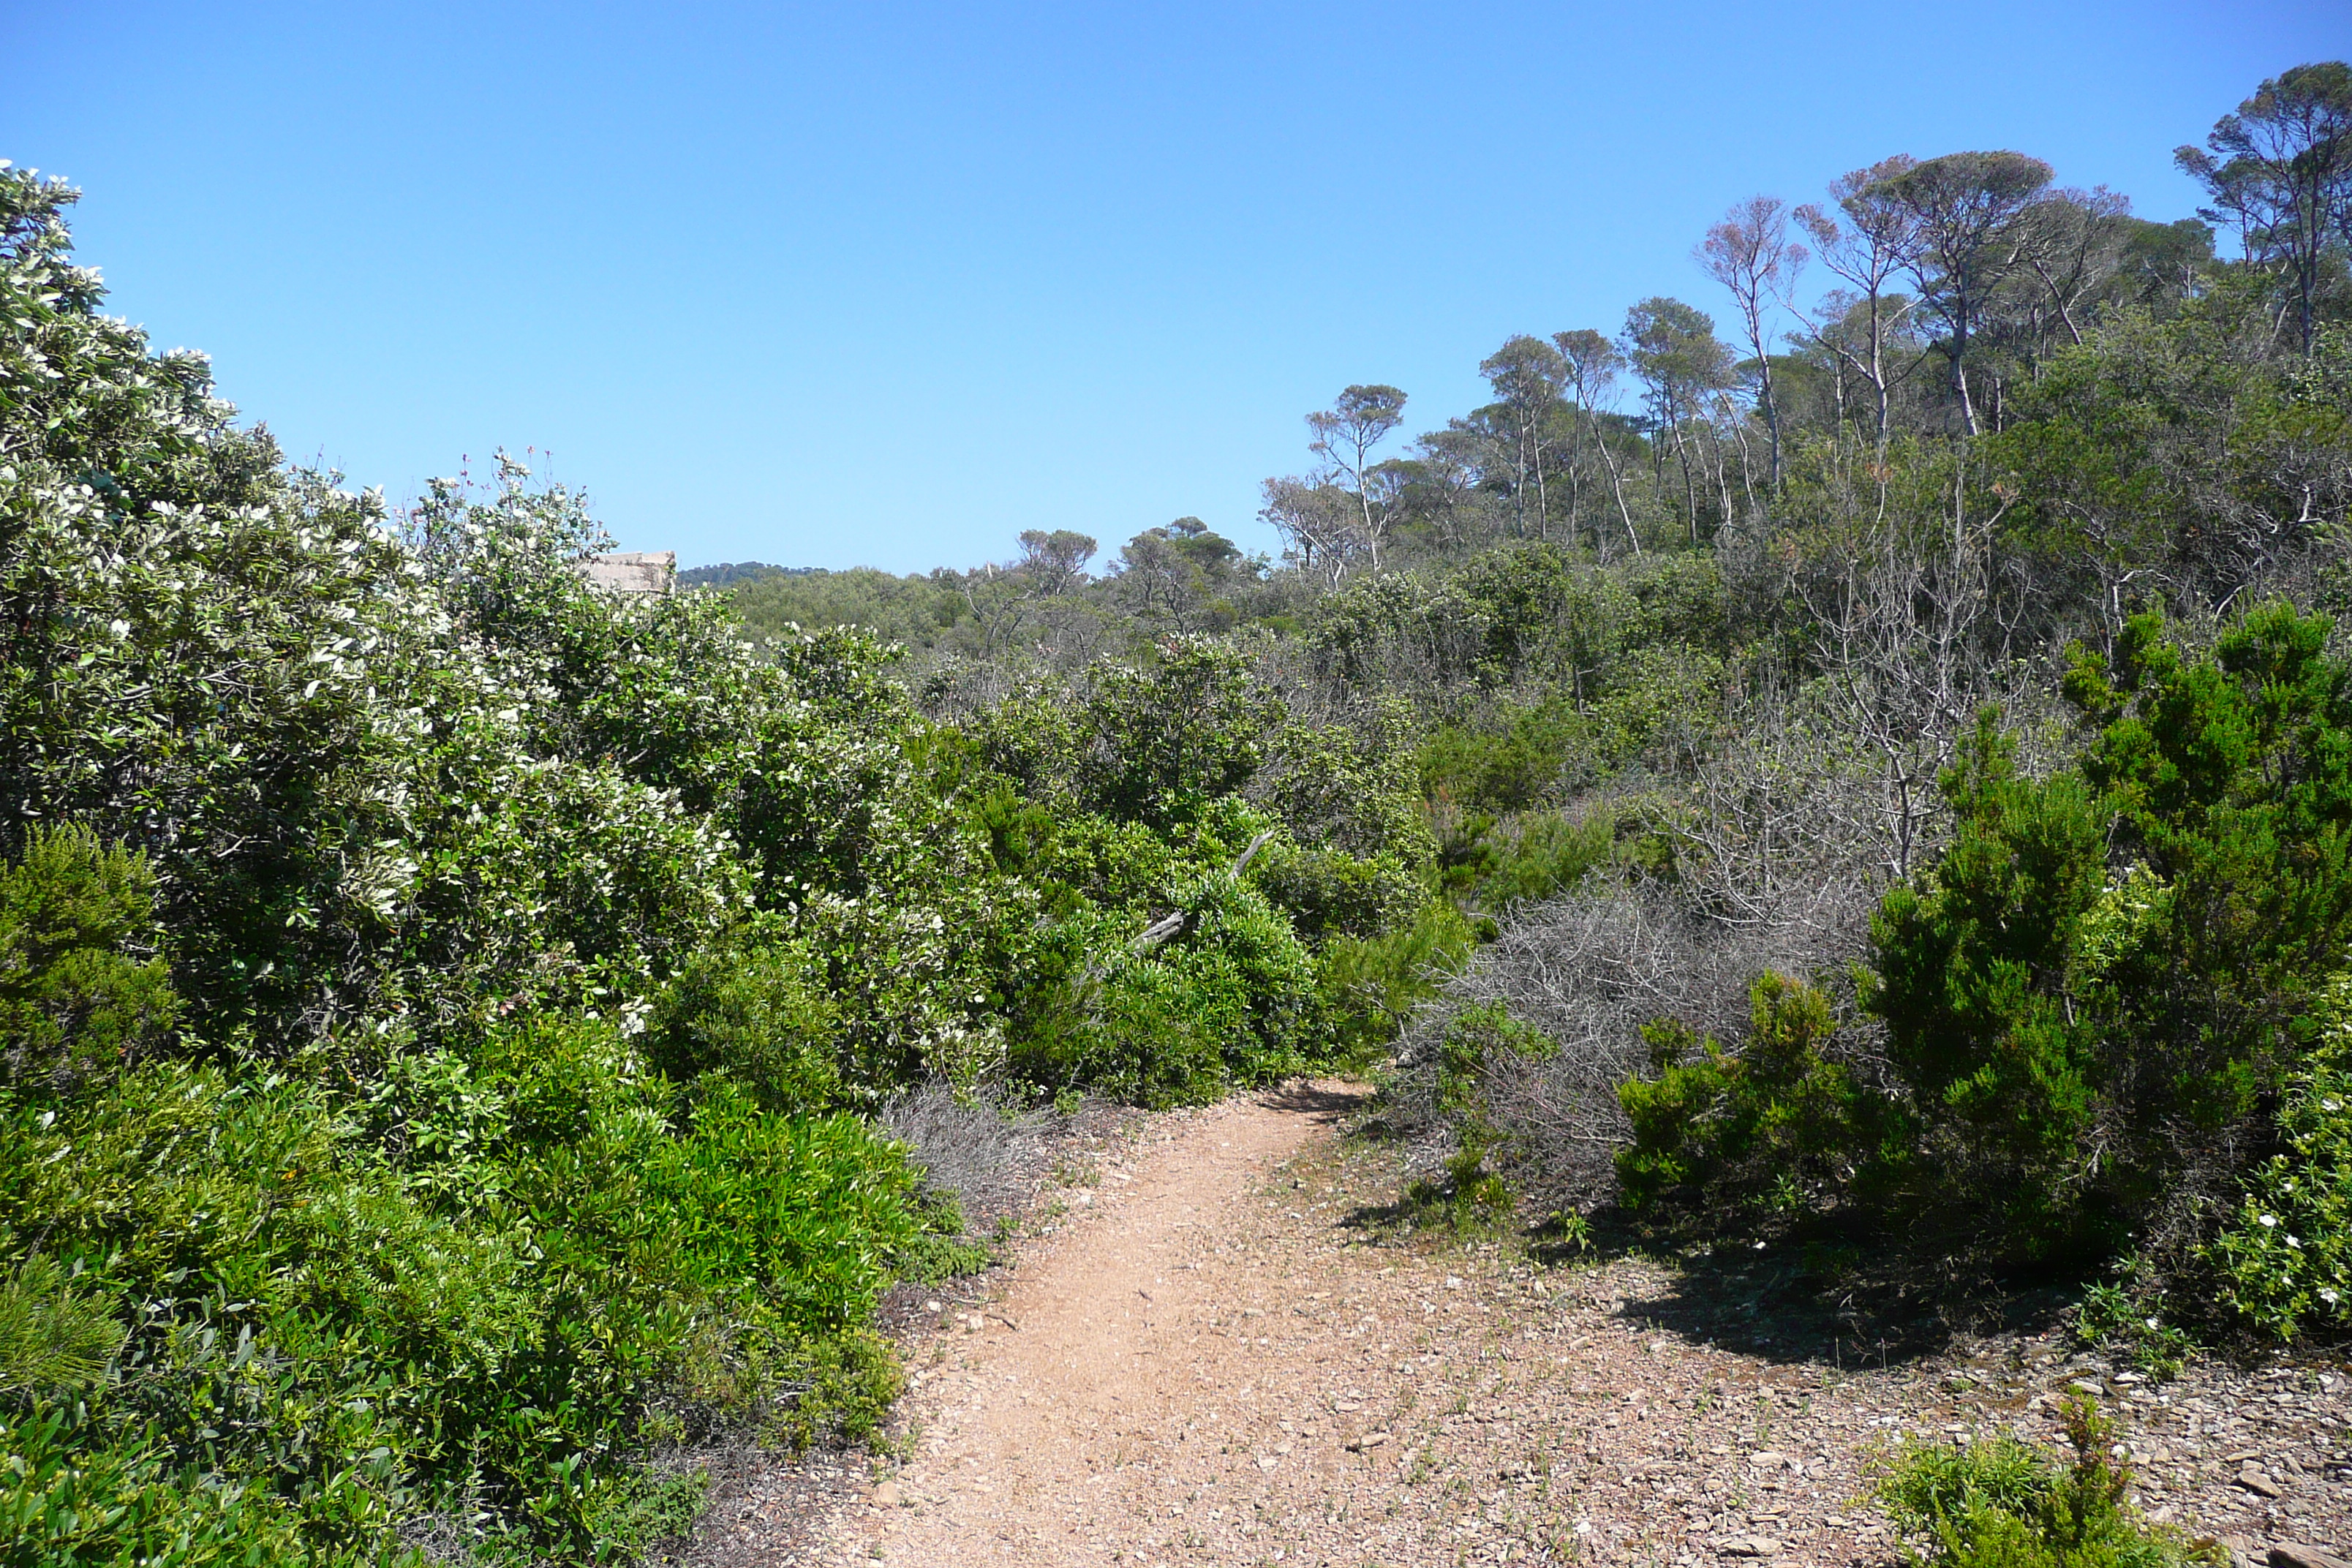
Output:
[701,1082,2351,1568]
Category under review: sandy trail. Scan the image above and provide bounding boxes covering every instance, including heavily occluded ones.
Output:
[844,1084,1370,1565]
[800,1085,2348,1568]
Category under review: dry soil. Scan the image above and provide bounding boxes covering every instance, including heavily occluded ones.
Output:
[725,1082,2350,1568]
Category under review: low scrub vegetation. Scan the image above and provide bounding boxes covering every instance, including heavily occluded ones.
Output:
[1872,1395,2217,1567]
[1348,64,2352,1361]
[6,55,2352,1564]
[0,166,1428,1561]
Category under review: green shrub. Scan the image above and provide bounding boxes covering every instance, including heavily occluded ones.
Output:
[0,825,177,1098]
[761,1328,905,1453]
[1432,1002,1558,1120]
[1078,957,1249,1108]
[1398,1142,1518,1229]
[1011,865,1333,1107]
[647,938,845,1112]
[1074,638,1280,830]
[2204,977,2352,1338]
[1585,645,1724,765]
[578,1465,710,1553]
[1255,843,1423,943]
[644,1079,919,1332]
[0,1255,125,1398]
[1028,812,1181,911]
[3,1055,581,1549]
[1866,714,2120,1259]
[1178,872,1324,1070]
[888,1190,995,1285]
[1419,701,1591,815]
[1621,608,2352,1297]
[1444,809,1613,911]
[0,1013,934,1560]
[0,1402,399,1568]
[1616,973,1882,1225]
[2073,1277,2192,1379]
[1316,898,1479,1059]
[1872,1395,2217,1567]
[1864,609,2352,1268]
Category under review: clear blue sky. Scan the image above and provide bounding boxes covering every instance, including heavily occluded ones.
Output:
[9,1,2346,573]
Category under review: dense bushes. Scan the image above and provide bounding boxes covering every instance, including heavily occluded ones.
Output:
[0,164,1435,1561]
[1,1401,361,1568]
[0,1014,930,1556]
[1601,606,2352,1328]
[1362,89,2352,1341]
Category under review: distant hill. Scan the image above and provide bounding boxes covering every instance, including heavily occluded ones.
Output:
[677,561,815,588]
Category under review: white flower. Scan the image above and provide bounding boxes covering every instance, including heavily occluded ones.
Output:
[2259,1213,2280,1228]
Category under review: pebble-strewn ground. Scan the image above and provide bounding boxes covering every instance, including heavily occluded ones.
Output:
[678,1085,2350,1568]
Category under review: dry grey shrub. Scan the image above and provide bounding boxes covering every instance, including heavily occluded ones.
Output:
[907,649,1030,723]
[1396,661,2069,1210]
[1396,878,1861,1208]
[877,1080,1054,1232]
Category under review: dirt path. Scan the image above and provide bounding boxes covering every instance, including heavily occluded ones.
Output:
[787,1084,2348,1568]
[843,1084,1361,1566]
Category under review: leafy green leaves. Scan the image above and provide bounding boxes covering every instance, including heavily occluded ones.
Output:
[1616,973,1877,1225]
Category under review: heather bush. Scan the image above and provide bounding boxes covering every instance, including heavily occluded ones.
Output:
[0,825,176,1098]
[1872,1395,2217,1567]
[1616,972,1882,1225]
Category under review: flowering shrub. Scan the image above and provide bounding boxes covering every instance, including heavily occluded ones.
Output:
[0,164,1431,1561]
[2206,990,2352,1338]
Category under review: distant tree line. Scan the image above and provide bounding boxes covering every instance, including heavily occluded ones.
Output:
[676,559,815,587]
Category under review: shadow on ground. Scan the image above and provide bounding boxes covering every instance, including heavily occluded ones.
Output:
[1257,1079,1371,1123]
[1561,1221,2084,1370]
[1329,1176,2081,1372]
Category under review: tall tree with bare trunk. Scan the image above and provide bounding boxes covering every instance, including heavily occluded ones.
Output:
[1479,337,1569,539]
[1870,151,2054,435]
[2176,61,2352,353]
[1697,196,1808,493]
[1554,328,1643,557]
[1796,156,1924,457]
[1307,385,1409,570]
